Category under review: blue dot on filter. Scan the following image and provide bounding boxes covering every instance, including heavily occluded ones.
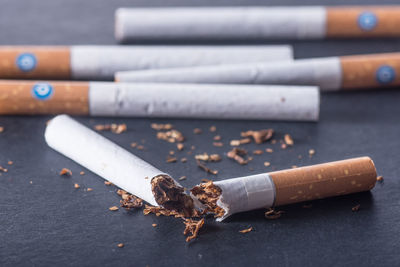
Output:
[16,53,37,72]
[376,65,396,84]
[32,83,53,100]
[358,12,378,31]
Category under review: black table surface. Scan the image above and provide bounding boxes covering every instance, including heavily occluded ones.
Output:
[1,0,400,266]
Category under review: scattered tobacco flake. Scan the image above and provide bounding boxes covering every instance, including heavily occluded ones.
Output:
[264,162,271,167]
[352,204,361,212]
[7,161,13,165]
[181,158,187,163]
[87,188,93,192]
[281,143,287,149]
[152,224,157,227]
[74,183,80,189]
[157,129,185,143]
[137,145,144,150]
[177,143,184,151]
[209,126,217,132]
[377,176,384,182]
[104,181,113,186]
[130,142,137,148]
[190,180,225,218]
[169,150,175,155]
[195,153,222,162]
[309,149,315,157]
[80,171,85,175]
[0,166,8,172]
[266,148,273,153]
[284,134,294,146]
[59,168,72,176]
[183,218,205,242]
[193,128,202,134]
[117,243,124,248]
[151,123,173,131]
[166,156,177,163]
[227,147,248,165]
[143,205,182,218]
[179,176,187,181]
[241,129,274,144]
[213,135,221,141]
[265,208,284,219]
[213,142,223,147]
[118,189,143,210]
[230,138,251,146]
[196,160,218,175]
[239,227,253,234]
[0,126,4,133]
[94,123,127,134]
[253,150,263,155]
[109,206,119,211]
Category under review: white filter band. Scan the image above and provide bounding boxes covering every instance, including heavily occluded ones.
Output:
[88,82,320,121]
[70,45,293,80]
[214,173,275,221]
[115,7,326,41]
[44,114,166,206]
[115,57,343,91]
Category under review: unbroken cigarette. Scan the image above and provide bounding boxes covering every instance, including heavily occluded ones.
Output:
[191,157,377,221]
[115,52,400,91]
[0,80,319,121]
[115,6,400,41]
[0,45,292,80]
[45,115,197,216]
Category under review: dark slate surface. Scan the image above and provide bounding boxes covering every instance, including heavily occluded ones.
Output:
[0,0,399,266]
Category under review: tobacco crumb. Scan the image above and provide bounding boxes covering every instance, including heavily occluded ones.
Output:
[130,142,137,148]
[266,148,273,153]
[137,145,144,150]
[265,208,284,219]
[264,162,271,167]
[253,150,263,155]
[191,180,225,218]
[152,224,157,227]
[209,126,217,132]
[80,171,85,175]
[0,126,4,133]
[352,204,361,212]
[109,206,119,211]
[166,156,177,163]
[181,158,187,163]
[177,143,184,151]
[0,166,8,172]
[284,134,294,146]
[117,243,124,248]
[377,176,384,182]
[169,150,175,155]
[195,153,221,162]
[59,168,72,176]
[213,142,223,147]
[119,190,143,210]
[183,218,205,242]
[151,123,173,131]
[104,181,113,186]
[179,176,187,181]
[227,147,248,165]
[281,143,287,149]
[230,138,251,146]
[241,129,274,144]
[7,161,13,165]
[87,188,93,192]
[309,149,315,157]
[193,128,202,134]
[143,205,183,218]
[157,129,185,143]
[239,227,253,234]
[74,183,80,189]
[213,135,221,141]
[94,123,127,134]
[196,160,218,175]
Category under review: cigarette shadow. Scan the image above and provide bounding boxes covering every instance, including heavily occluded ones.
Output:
[222,191,374,223]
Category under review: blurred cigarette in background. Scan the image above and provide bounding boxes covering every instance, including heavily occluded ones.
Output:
[115,6,400,42]
[0,45,292,80]
[192,157,377,221]
[116,52,400,91]
[0,80,319,121]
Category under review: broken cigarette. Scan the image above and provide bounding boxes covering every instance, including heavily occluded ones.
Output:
[0,80,319,121]
[191,157,377,221]
[115,52,400,91]
[45,115,197,216]
[115,6,400,41]
[0,45,292,80]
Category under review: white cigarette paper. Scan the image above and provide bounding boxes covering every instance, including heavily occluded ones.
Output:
[115,7,326,41]
[115,58,342,91]
[88,83,320,121]
[71,45,293,80]
[44,114,167,206]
